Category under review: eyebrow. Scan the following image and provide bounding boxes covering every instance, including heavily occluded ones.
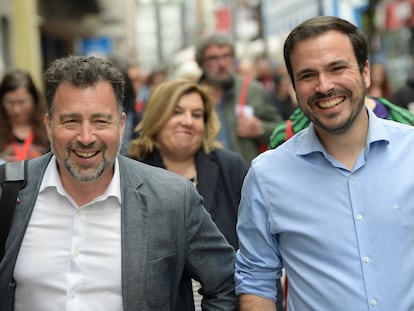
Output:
[59,113,113,120]
[296,60,351,77]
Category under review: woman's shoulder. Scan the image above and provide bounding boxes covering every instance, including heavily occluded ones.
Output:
[210,148,248,175]
[212,147,245,163]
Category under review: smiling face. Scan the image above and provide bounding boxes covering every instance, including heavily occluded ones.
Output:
[156,91,205,160]
[290,30,370,135]
[44,81,125,185]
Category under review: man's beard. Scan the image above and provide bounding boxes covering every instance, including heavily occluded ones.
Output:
[205,71,233,87]
[63,156,113,182]
[50,139,121,183]
[306,88,366,135]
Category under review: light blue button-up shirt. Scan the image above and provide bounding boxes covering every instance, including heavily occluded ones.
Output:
[235,108,414,310]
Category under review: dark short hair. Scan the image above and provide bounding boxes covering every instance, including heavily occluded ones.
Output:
[283,16,369,86]
[43,55,125,116]
[195,33,235,67]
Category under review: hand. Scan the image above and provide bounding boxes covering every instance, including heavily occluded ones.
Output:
[237,115,263,138]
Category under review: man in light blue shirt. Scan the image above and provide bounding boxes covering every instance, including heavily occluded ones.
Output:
[235,16,414,310]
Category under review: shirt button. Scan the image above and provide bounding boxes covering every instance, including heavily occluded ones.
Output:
[350,175,355,181]
[356,214,363,220]
[73,251,79,258]
[370,298,377,306]
[70,292,76,299]
[363,256,370,263]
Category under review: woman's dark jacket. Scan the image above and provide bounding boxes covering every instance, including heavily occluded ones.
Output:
[137,147,248,250]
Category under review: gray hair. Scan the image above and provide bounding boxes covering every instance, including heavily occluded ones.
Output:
[195,33,235,67]
[44,55,125,116]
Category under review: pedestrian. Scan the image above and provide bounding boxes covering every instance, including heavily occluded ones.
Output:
[0,69,49,162]
[0,55,237,311]
[236,16,414,310]
[195,33,282,165]
[270,64,297,120]
[367,62,393,99]
[129,78,247,310]
[389,66,414,112]
[129,78,247,250]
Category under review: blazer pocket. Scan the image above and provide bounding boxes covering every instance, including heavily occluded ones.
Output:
[146,253,176,308]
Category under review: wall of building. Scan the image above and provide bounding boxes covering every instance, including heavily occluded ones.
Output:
[12,0,43,88]
[0,0,42,89]
[261,0,369,62]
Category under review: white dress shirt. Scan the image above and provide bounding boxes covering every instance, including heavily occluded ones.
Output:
[14,156,123,311]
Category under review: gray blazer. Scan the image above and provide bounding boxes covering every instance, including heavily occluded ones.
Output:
[0,153,237,310]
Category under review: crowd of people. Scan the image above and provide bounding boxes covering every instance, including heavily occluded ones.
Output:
[1,15,414,311]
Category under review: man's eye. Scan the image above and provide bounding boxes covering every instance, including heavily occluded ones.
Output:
[332,66,346,73]
[298,73,314,81]
[63,119,77,124]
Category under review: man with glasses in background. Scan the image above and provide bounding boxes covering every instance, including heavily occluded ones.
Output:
[195,34,282,166]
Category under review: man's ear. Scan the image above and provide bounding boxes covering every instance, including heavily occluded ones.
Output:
[363,60,371,89]
[44,113,52,141]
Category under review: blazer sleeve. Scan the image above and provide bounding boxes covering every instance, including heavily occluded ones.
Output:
[182,182,238,310]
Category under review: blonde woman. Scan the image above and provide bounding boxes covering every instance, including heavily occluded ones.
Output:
[129,79,247,250]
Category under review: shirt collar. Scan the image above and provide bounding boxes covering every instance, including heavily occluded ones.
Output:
[295,107,390,157]
[39,155,122,205]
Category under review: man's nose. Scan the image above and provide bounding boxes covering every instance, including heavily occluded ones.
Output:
[315,74,334,93]
[77,122,96,144]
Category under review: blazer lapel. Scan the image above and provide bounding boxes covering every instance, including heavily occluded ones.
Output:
[119,157,148,311]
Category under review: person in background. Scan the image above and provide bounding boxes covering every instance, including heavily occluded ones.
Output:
[367,62,393,99]
[236,16,414,310]
[236,58,257,80]
[129,78,246,310]
[132,66,168,131]
[255,57,275,92]
[389,66,414,112]
[0,69,49,161]
[129,79,247,250]
[0,55,237,311]
[270,65,297,120]
[120,67,137,155]
[126,64,143,96]
[195,33,282,165]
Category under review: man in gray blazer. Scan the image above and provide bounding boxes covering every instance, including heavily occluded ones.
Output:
[0,55,237,311]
